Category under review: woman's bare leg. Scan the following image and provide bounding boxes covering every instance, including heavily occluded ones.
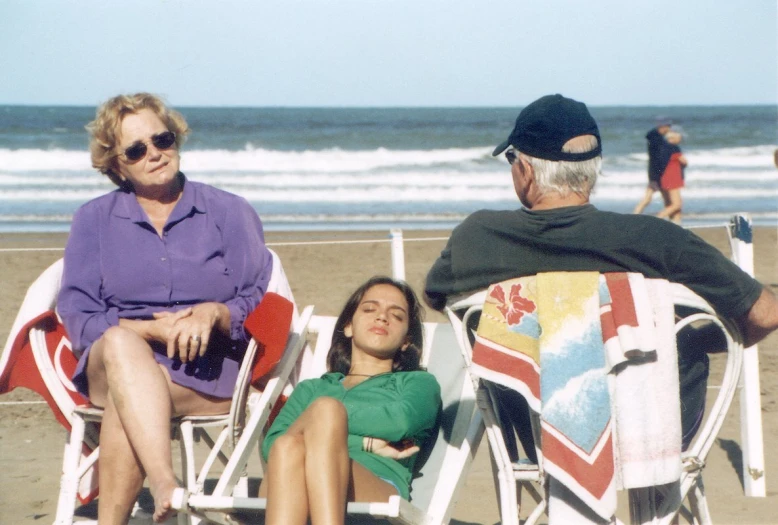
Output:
[95,395,145,524]
[657,189,682,222]
[88,326,231,524]
[633,186,655,214]
[264,397,351,525]
[261,432,309,525]
[669,189,683,224]
[348,461,398,502]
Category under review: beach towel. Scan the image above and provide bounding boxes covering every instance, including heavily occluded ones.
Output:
[470,272,681,522]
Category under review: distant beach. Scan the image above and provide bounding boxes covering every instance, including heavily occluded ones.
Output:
[1,226,777,524]
[1,105,777,233]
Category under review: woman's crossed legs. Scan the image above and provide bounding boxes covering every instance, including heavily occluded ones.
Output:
[86,326,231,524]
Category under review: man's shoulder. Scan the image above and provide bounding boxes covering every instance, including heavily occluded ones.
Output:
[589,209,693,238]
[454,208,518,231]
[466,208,516,221]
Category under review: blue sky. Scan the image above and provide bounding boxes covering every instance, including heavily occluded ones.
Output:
[1,0,776,107]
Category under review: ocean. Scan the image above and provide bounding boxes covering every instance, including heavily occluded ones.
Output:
[0,105,776,232]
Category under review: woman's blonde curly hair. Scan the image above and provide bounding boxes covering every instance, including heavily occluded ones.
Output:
[86,93,190,187]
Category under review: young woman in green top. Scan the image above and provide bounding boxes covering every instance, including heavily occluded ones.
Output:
[260,276,442,525]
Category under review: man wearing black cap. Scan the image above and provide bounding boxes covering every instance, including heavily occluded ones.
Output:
[424,94,778,453]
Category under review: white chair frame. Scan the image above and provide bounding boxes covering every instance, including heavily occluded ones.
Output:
[172,316,484,525]
[446,282,744,525]
[3,249,309,525]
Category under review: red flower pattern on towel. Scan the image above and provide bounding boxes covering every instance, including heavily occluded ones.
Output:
[490,283,536,326]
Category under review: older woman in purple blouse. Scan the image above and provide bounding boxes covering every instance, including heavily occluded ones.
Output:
[57,93,272,524]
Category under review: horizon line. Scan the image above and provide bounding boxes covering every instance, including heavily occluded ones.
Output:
[1,102,777,110]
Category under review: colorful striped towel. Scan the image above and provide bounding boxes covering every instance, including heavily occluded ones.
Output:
[471,272,681,522]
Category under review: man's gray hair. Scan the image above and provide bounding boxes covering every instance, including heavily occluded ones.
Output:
[520,135,601,198]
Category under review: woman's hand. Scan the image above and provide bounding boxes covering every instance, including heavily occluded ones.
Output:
[363,437,420,459]
[154,302,230,362]
[149,307,193,343]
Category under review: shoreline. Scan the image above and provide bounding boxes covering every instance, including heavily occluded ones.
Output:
[2,210,778,236]
[1,226,777,524]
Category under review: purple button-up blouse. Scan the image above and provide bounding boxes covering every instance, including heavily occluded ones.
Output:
[58,175,273,399]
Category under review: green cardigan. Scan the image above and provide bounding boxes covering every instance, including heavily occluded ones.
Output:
[261,370,442,500]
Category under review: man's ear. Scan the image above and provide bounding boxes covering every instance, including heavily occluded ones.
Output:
[344,323,353,338]
[519,156,533,179]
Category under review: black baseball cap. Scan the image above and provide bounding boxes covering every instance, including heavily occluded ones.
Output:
[492,94,602,161]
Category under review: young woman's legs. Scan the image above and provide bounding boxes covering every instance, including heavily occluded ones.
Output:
[263,397,350,525]
[87,326,231,524]
[348,461,399,502]
[261,397,398,525]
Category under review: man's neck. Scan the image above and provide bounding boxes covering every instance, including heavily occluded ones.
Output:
[529,192,589,210]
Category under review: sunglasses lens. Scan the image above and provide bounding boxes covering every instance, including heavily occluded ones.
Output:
[124,143,147,161]
[121,131,175,161]
[153,131,176,150]
[505,150,516,164]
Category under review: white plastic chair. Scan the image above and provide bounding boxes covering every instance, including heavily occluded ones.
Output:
[172,316,485,525]
[446,281,744,525]
[0,250,311,525]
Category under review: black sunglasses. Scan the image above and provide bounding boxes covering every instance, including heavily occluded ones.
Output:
[505,149,518,165]
[119,131,177,162]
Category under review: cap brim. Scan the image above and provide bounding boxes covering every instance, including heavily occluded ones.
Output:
[492,138,511,157]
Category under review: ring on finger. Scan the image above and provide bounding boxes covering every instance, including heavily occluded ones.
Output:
[191,335,201,344]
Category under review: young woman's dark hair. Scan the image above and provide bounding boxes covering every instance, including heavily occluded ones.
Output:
[327,276,425,374]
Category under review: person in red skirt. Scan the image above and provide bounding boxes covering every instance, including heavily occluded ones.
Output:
[657,130,687,224]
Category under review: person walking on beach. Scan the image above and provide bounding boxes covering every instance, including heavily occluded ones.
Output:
[656,129,687,224]
[424,94,778,515]
[633,117,674,214]
[259,276,441,525]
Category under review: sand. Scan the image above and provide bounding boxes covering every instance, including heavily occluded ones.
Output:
[1,225,776,524]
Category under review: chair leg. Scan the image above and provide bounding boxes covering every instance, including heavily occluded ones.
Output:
[177,421,200,525]
[179,421,197,494]
[688,477,711,525]
[629,487,658,525]
[523,496,546,525]
[486,441,520,525]
[54,417,87,525]
[519,479,545,524]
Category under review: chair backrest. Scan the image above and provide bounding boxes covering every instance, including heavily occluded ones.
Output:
[0,258,85,427]
[1,258,64,361]
[668,284,744,466]
[446,278,744,524]
[410,321,483,523]
[207,248,299,448]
